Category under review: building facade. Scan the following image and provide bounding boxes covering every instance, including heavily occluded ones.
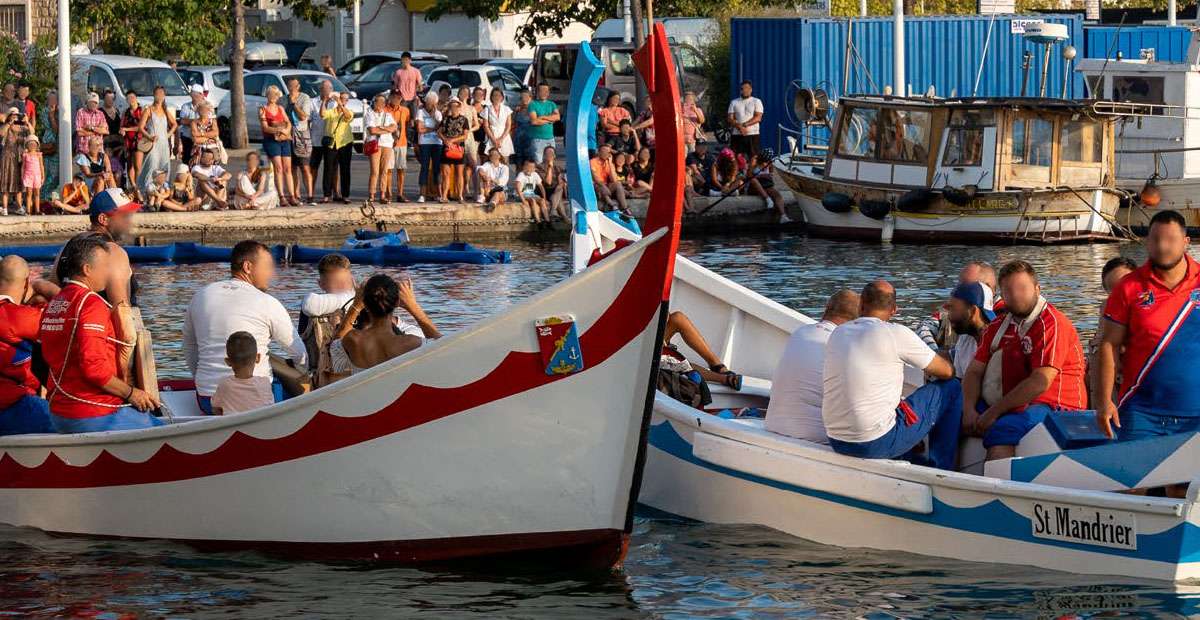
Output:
[1,0,54,44]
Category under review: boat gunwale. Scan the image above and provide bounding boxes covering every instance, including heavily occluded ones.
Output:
[0,227,669,451]
[653,395,1189,518]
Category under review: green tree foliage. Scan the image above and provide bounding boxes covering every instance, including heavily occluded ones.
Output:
[72,0,230,64]
[0,33,60,98]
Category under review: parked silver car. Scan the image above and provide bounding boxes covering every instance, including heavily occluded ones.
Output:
[216,69,364,146]
[177,65,230,108]
[425,65,525,108]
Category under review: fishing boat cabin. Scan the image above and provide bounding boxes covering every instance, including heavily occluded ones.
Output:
[775,95,1122,243]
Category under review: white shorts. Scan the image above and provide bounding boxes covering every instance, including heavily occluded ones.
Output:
[393,146,408,169]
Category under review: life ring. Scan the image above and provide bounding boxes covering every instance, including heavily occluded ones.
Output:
[859,199,891,220]
[897,188,935,212]
[821,192,853,213]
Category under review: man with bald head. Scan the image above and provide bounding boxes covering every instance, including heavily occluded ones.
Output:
[822,280,960,469]
[767,289,860,442]
[0,256,59,435]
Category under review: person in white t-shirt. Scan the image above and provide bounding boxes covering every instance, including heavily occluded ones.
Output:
[476,147,510,206]
[766,289,860,443]
[727,80,764,158]
[190,146,230,210]
[183,240,307,414]
[514,159,548,225]
[944,281,995,380]
[823,280,959,469]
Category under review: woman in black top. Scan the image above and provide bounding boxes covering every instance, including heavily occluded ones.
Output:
[629,146,654,198]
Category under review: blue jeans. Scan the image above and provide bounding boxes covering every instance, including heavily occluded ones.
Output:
[418,144,442,189]
[530,138,555,164]
[829,378,963,470]
[981,402,1055,448]
[51,408,165,433]
[1118,408,1200,442]
[0,395,54,435]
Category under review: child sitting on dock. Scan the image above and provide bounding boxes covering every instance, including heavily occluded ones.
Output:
[47,174,90,215]
[210,331,275,415]
[476,148,509,206]
[144,169,171,212]
[514,159,547,226]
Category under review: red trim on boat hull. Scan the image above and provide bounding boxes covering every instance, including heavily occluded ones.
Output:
[45,527,631,569]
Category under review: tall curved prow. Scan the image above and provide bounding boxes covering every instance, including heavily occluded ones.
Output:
[567,42,642,274]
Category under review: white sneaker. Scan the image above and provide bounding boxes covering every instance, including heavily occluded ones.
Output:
[417,196,426,203]
[779,214,792,224]
[477,194,485,204]
[766,198,775,211]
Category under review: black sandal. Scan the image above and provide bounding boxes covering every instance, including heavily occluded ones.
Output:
[709,364,742,391]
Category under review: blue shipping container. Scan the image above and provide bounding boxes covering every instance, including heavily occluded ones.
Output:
[730,14,1086,144]
[1083,25,1190,63]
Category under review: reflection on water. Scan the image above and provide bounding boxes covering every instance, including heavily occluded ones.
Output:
[19,234,1191,617]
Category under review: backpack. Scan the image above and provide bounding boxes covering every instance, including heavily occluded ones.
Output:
[301,300,352,389]
[656,368,712,409]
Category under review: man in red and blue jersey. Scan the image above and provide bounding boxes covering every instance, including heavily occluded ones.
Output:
[962,260,1088,461]
[1095,209,1200,441]
[0,255,58,435]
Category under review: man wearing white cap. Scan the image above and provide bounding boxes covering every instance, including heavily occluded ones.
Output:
[178,84,207,162]
[73,92,107,155]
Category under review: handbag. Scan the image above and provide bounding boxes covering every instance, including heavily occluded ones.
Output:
[363,138,379,156]
[444,141,463,161]
[137,136,154,153]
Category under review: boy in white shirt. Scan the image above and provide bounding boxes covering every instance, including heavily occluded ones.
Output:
[190,146,230,210]
[476,148,509,206]
[144,169,171,212]
[514,159,547,225]
[211,331,275,415]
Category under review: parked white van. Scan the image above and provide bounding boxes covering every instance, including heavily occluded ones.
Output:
[72,55,191,111]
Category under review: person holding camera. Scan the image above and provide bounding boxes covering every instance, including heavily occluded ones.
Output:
[0,107,32,215]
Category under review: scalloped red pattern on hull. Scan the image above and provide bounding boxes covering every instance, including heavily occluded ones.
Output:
[49,528,632,569]
[0,235,673,489]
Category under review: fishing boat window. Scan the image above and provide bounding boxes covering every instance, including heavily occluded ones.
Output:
[877,108,931,163]
[942,109,994,167]
[1010,116,1053,167]
[1060,120,1102,163]
[835,106,878,157]
[1112,75,1165,111]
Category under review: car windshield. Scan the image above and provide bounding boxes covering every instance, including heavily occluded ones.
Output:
[490,61,528,76]
[114,67,188,97]
[359,62,401,83]
[430,69,482,88]
[283,73,348,96]
[418,62,446,80]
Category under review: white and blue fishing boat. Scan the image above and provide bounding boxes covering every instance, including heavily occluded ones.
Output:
[561,33,1200,582]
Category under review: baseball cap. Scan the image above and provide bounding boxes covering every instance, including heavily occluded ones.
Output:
[5,107,17,116]
[189,84,205,94]
[86,92,100,104]
[951,281,996,322]
[89,187,142,216]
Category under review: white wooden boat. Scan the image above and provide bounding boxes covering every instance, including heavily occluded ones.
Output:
[0,31,686,567]
[773,95,1123,243]
[1078,32,1200,233]
[565,38,1200,581]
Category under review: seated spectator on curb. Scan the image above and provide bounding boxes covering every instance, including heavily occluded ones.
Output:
[232,151,279,210]
[746,150,789,224]
[514,159,548,226]
[75,137,115,193]
[962,260,1087,461]
[144,169,171,211]
[822,280,959,470]
[161,164,201,212]
[766,289,859,442]
[1095,210,1200,443]
[609,119,640,157]
[191,146,230,210]
[590,144,629,215]
[476,147,509,206]
[628,146,654,199]
[683,140,715,212]
[48,174,90,214]
[210,331,275,415]
[0,255,59,435]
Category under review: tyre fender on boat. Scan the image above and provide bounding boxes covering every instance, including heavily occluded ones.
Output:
[896,188,935,212]
[858,198,891,221]
[821,192,853,213]
[942,185,978,207]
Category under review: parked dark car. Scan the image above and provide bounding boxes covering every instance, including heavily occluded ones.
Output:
[344,60,447,102]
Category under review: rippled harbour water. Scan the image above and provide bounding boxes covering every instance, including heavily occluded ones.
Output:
[6,234,1196,618]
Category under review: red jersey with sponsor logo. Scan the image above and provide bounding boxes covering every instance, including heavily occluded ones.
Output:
[974,300,1087,411]
[1103,256,1200,416]
[0,297,44,409]
[39,282,124,418]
